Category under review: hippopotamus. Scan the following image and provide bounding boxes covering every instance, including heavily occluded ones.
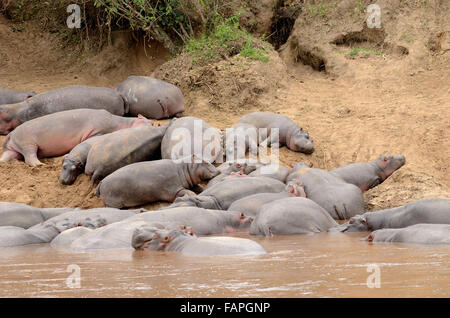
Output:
[0,109,152,166]
[0,224,62,248]
[114,76,185,119]
[0,207,140,248]
[216,161,262,175]
[227,183,305,217]
[330,155,406,192]
[168,176,286,210]
[31,207,140,230]
[161,116,223,163]
[250,197,339,236]
[365,224,450,245]
[96,158,219,208]
[229,112,314,154]
[132,228,266,256]
[0,202,74,228]
[60,135,106,185]
[85,124,168,183]
[330,198,450,232]
[248,163,291,183]
[0,85,127,135]
[0,88,36,105]
[287,164,364,220]
[50,226,94,248]
[66,207,253,251]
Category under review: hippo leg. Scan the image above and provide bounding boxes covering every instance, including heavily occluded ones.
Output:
[0,150,22,162]
[23,147,44,166]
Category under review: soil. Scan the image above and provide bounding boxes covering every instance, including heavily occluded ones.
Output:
[0,0,449,212]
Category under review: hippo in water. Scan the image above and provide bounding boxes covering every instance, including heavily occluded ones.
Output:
[0,85,127,134]
[228,183,306,217]
[60,135,106,185]
[161,116,223,163]
[96,157,220,208]
[0,88,36,105]
[132,228,266,256]
[287,163,364,220]
[250,197,339,236]
[85,124,169,183]
[65,207,253,251]
[330,198,450,232]
[0,202,74,229]
[0,109,152,167]
[364,224,450,245]
[330,155,406,192]
[228,112,314,155]
[114,76,185,119]
[167,176,286,210]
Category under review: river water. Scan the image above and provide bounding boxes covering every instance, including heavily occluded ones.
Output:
[0,232,448,297]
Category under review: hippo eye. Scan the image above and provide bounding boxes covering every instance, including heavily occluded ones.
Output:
[349,219,355,224]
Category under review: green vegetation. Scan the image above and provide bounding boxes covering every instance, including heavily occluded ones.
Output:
[347,47,382,57]
[307,2,329,21]
[184,14,270,65]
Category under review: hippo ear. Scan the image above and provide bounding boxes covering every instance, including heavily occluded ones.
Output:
[367,234,374,242]
[137,114,147,120]
[162,236,171,243]
[290,162,295,168]
[308,162,313,168]
[153,233,159,239]
[361,217,367,224]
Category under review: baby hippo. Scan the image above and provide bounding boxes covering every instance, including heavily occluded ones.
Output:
[250,197,338,236]
[96,157,220,208]
[60,135,106,185]
[365,224,450,245]
[132,227,267,256]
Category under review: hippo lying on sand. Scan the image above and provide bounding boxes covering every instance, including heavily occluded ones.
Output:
[365,224,450,245]
[0,85,127,134]
[228,183,305,217]
[114,76,185,119]
[60,135,106,185]
[330,198,450,232]
[330,155,405,192]
[287,164,364,220]
[1,109,152,166]
[97,158,219,208]
[85,124,168,183]
[229,112,314,154]
[0,88,36,105]
[250,197,338,236]
[0,202,73,228]
[168,176,286,210]
[60,207,252,251]
[161,116,222,163]
[132,228,266,256]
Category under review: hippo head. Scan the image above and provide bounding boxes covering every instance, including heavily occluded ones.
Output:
[60,157,83,185]
[131,114,153,128]
[333,215,371,232]
[375,154,406,180]
[131,225,163,250]
[285,183,306,197]
[132,227,187,251]
[229,212,254,231]
[0,105,21,135]
[191,158,220,182]
[20,91,36,101]
[289,130,314,154]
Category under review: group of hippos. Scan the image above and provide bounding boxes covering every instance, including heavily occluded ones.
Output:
[0,75,448,257]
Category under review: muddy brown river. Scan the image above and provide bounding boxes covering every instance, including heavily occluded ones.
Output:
[0,232,448,297]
